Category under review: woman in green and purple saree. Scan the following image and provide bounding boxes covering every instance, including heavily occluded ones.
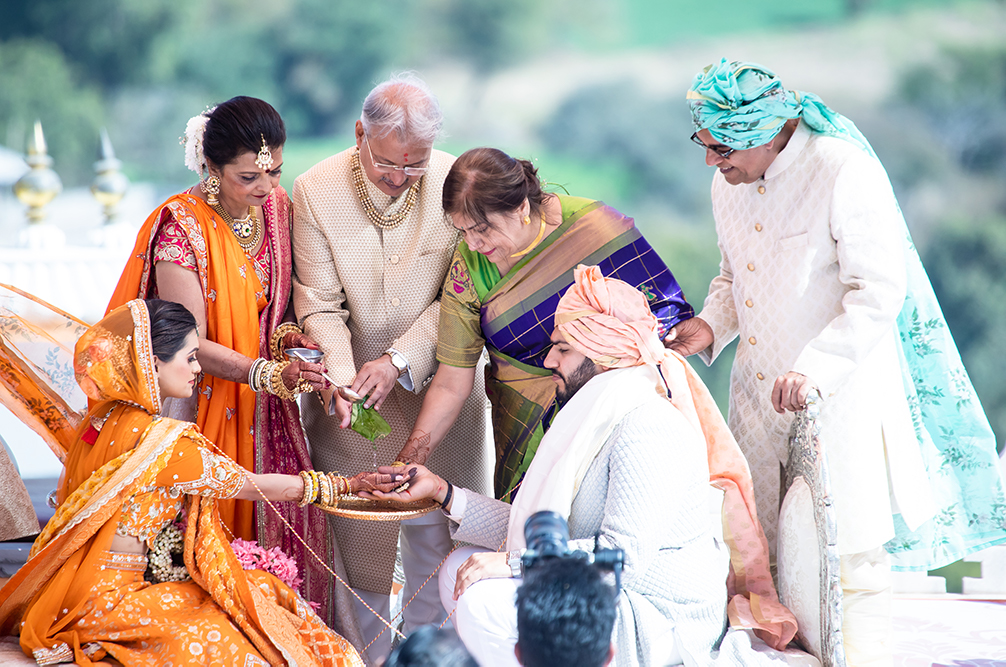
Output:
[393,147,694,501]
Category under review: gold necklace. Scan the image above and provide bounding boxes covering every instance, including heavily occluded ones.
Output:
[212,202,262,252]
[509,210,548,258]
[351,148,422,230]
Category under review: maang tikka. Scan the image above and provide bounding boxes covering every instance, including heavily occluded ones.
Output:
[255,134,273,171]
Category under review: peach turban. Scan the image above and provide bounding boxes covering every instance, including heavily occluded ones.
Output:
[554,264,666,368]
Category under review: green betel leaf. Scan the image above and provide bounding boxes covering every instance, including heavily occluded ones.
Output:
[350,402,392,442]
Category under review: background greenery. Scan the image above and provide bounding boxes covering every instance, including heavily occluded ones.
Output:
[2,0,1003,449]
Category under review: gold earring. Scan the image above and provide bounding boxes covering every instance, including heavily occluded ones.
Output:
[523,215,531,225]
[202,175,221,205]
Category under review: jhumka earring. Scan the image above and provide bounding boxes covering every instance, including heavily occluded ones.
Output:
[255,134,274,171]
[202,175,221,205]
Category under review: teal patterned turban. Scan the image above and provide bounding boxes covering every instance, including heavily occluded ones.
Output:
[686,58,874,156]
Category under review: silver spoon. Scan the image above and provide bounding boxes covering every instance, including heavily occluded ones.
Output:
[287,348,364,403]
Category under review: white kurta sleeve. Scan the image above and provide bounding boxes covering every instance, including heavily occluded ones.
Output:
[698,229,740,364]
[791,152,907,397]
[291,176,356,388]
[450,490,512,550]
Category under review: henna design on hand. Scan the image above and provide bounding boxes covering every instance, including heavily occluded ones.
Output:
[397,431,432,465]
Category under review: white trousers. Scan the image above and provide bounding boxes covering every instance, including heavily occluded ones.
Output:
[440,546,522,667]
[353,511,453,664]
[840,546,892,667]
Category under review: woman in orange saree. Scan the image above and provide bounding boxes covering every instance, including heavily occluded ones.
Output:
[0,298,404,665]
[104,97,344,624]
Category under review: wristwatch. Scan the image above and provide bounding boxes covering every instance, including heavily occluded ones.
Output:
[507,549,524,579]
[384,348,408,378]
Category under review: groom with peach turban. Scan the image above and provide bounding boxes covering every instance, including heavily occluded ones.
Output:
[370,265,797,666]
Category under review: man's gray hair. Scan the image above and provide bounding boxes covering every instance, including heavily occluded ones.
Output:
[361,73,443,145]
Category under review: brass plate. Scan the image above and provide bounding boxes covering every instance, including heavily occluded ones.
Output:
[316,496,439,521]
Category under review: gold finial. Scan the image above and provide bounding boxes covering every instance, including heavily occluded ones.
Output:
[254,134,273,170]
[90,128,130,224]
[13,120,62,224]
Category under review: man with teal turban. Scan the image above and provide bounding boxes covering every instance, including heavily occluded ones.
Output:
[671,58,1006,666]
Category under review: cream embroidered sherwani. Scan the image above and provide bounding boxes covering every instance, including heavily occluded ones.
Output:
[698,122,934,556]
[292,147,491,595]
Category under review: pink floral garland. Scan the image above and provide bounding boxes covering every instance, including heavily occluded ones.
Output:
[231,538,304,590]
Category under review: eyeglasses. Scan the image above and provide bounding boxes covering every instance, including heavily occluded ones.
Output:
[690,133,736,159]
[364,137,429,176]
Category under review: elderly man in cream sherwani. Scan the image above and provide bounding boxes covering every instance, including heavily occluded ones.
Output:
[292,74,491,663]
[674,59,1006,666]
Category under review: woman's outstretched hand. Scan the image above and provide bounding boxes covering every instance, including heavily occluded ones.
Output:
[358,464,446,504]
[345,469,414,495]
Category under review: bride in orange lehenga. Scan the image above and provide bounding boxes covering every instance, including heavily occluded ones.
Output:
[0,292,402,666]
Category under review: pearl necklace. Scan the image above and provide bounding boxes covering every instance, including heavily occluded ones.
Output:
[211,202,262,252]
[351,148,421,230]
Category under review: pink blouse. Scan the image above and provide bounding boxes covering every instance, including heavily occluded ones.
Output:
[152,217,272,297]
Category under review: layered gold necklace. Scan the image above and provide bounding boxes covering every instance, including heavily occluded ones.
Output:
[212,202,262,252]
[351,148,422,230]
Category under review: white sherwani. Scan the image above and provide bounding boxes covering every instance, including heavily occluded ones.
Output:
[444,402,730,667]
[698,122,934,556]
[292,147,492,595]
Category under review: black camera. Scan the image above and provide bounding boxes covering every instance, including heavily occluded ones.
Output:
[521,511,625,594]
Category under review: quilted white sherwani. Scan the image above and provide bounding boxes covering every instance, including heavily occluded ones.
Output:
[292,147,491,593]
[698,122,934,556]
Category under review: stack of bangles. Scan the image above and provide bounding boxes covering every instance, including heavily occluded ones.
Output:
[298,470,351,508]
[270,322,303,361]
[248,358,312,400]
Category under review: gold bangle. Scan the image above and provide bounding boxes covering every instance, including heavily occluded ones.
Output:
[299,471,314,507]
[256,359,272,395]
[321,474,333,507]
[298,471,313,507]
[266,360,296,401]
[328,473,349,497]
[270,322,303,361]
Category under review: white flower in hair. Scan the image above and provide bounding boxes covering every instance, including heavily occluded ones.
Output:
[181,106,217,174]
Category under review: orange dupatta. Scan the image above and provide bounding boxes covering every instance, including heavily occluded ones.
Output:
[0,300,361,666]
[106,193,265,539]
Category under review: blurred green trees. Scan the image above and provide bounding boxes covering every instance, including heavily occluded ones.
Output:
[898,45,1006,177]
[0,0,553,183]
[0,39,104,183]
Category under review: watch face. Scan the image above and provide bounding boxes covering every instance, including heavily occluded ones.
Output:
[387,351,407,376]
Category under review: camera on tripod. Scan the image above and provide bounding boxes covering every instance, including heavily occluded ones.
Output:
[521,511,625,594]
